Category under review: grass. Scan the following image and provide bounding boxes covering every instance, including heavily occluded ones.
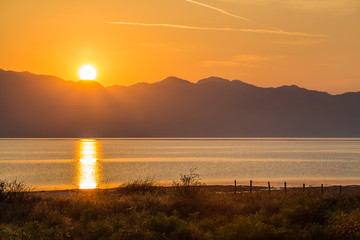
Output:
[117,178,159,194]
[1,176,360,239]
[0,179,33,202]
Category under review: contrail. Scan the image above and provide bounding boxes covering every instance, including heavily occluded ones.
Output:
[106,21,328,38]
[185,0,281,30]
[185,0,256,24]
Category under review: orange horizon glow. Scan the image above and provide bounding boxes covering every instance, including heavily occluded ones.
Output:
[1,0,360,94]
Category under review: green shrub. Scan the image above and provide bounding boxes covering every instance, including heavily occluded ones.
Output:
[86,219,114,240]
[328,210,360,239]
[143,211,193,240]
[281,197,329,226]
[215,215,288,240]
[300,223,333,240]
[0,224,21,240]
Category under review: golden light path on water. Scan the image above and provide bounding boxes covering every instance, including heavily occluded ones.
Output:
[77,139,100,189]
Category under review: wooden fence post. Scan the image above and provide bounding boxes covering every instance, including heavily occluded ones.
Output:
[268,181,271,194]
[234,180,236,194]
[321,184,324,197]
[284,182,287,194]
[303,184,305,193]
[250,180,253,194]
[339,185,342,195]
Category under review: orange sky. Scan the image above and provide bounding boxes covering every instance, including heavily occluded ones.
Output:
[1,0,360,93]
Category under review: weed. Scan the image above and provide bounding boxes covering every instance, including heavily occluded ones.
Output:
[0,180,32,202]
[117,178,159,194]
[172,168,204,199]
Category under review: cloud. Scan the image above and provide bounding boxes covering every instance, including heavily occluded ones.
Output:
[220,0,359,13]
[185,0,281,31]
[284,0,359,13]
[203,60,262,69]
[107,21,328,37]
[274,39,325,46]
[203,60,241,67]
[233,54,269,62]
[185,0,257,25]
[138,42,197,52]
[203,54,282,68]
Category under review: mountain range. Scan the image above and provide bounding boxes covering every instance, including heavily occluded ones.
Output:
[1,68,359,137]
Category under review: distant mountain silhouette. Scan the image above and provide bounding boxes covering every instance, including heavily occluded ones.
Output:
[1,68,360,137]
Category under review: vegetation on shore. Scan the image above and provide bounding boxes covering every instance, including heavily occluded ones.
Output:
[1,174,360,240]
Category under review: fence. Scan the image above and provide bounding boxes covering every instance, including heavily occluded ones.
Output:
[232,180,351,196]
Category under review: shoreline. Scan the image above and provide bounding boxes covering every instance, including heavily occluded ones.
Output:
[30,184,360,197]
[26,177,360,192]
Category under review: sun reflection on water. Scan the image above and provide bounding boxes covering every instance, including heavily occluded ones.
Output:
[77,139,100,189]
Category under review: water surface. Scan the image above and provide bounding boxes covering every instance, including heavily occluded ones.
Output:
[0,138,360,190]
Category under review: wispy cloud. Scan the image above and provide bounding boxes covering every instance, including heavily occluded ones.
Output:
[221,0,359,14]
[203,54,284,68]
[138,42,197,52]
[233,54,269,62]
[106,21,328,38]
[203,60,242,67]
[185,0,281,30]
[185,0,256,25]
[285,0,359,13]
[274,39,325,46]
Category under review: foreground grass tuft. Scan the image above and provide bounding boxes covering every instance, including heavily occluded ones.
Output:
[2,178,360,239]
[117,178,159,194]
[0,179,33,202]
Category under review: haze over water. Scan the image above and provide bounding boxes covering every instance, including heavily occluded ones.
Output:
[1,138,360,190]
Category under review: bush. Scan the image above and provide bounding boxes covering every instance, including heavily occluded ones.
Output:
[215,214,289,240]
[0,180,32,202]
[300,223,333,240]
[172,169,203,199]
[117,179,159,194]
[328,210,360,239]
[3,178,360,240]
[86,219,114,240]
[143,212,193,240]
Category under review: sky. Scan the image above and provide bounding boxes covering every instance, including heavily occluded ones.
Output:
[1,0,360,94]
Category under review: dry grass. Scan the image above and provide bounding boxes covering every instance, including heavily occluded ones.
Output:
[2,178,360,239]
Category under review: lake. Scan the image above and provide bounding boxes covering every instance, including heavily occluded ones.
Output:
[0,138,360,190]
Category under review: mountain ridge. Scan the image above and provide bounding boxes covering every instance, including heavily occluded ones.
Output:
[1,68,357,95]
[1,68,359,137]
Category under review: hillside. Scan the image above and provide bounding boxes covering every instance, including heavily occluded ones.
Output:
[1,69,359,137]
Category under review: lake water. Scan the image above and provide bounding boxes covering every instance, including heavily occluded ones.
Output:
[0,138,360,190]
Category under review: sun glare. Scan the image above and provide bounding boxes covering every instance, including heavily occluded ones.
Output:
[77,139,100,189]
[79,65,97,80]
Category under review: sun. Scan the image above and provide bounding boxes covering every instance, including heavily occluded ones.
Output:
[79,65,97,80]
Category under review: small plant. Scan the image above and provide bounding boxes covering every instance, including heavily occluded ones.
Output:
[172,168,203,199]
[0,179,33,202]
[143,211,192,240]
[117,178,158,194]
